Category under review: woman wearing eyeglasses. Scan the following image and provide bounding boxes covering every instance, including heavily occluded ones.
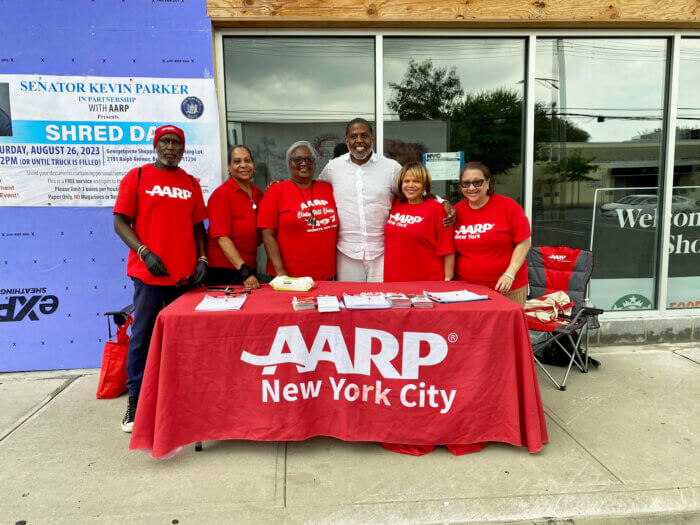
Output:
[258,141,339,281]
[454,161,531,306]
[206,145,264,288]
[384,162,454,282]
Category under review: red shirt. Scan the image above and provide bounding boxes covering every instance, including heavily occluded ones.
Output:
[454,194,531,290]
[384,199,454,282]
[113,164,207,286]
[257,180,338,281]
[207,178,263,270]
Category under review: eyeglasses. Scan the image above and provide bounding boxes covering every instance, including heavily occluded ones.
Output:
[224,286,251,296]
[291,157,315,166]
[206,285,252,295]
[460,179,487,189]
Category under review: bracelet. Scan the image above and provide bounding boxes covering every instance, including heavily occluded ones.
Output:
[502,272,515,281]
[137,244,148,261]
[238,263,252,281]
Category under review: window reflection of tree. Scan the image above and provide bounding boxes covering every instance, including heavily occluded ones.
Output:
[384,139,426,166]
[386,58,591,196]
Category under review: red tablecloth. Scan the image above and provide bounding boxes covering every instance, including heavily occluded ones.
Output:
[130,281,548,458]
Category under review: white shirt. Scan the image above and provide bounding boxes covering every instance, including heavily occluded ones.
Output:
[320,152,401,260]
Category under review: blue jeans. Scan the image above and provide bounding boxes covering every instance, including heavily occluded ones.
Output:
[126,278,187,398]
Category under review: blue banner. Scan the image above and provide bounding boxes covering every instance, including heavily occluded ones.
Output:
[0,1,213,78]
[0,207,132,371]
[1,120,210,145]
[0,0,217,371]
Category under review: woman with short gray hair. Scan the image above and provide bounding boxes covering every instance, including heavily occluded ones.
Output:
[285,140,318,166]
[257,141,339,281]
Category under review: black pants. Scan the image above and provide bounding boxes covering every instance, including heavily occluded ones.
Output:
[126,278,187,398]
[205,266,257,287]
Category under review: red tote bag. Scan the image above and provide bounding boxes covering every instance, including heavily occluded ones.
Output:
[96,314,133,399]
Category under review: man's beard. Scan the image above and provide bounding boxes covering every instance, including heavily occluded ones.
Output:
[350,147,372,161]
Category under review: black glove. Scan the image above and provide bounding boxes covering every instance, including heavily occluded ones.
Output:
[193,259,208,286]
[238,263,253,282]
[143,251,169,277]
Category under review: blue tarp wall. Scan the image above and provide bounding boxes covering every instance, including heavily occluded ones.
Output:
[0,0,214,371]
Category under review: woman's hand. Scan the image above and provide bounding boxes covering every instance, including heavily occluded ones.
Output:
[495,273,514,293]
[243,274,260,289]
[266,179,283,191]
[261,228,288,277]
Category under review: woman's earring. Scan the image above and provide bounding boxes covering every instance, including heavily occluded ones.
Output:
[422,190,427,197]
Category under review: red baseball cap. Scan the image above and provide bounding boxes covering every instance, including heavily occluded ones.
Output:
[153,125,185,149]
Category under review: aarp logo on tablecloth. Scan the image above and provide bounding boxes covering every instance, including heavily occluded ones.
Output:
[240,325,458,414]
[241,325,448,379]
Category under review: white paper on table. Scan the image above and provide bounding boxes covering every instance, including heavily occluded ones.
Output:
[423,289,489,303]
[195,294,247,311]
[317,295,340,313]
[342,293,391,309]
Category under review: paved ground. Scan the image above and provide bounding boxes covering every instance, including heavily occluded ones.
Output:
[0,343,698,524]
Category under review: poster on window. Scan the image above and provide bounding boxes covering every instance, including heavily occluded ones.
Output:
[590,187,700,310]
[0,74,220,206]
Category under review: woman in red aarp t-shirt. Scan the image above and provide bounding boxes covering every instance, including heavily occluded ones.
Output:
[258,141,338,281]
[384,161,454,282]
[381,161,454,458]
[206,145,264,288]
[454,161,531,306]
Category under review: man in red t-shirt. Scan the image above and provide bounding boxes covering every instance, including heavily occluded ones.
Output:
[113,125,207,433]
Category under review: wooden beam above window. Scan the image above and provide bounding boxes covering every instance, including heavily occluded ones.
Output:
[207,0,699,28]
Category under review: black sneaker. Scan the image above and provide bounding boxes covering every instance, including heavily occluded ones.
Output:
[121,396,137,433]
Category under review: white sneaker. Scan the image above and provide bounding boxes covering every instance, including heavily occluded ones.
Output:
[121,396,137,433]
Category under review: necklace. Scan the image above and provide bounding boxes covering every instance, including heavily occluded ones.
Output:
[234,177,257,210]
[246,188,257,210]
[291,180,316,227]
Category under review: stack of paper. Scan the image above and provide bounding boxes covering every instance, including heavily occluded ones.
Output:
[423,289,489,303]
[409,295,434,309]
[195,294,247,311]
[317,295,341,313]
[292,296,317,311]
[342,293,391,310]
[385,292,411,309]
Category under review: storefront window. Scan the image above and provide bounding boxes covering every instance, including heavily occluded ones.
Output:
[383,38,525,204]
[532,38,668,310]
[668,38,700,310]
[222,37,375,188]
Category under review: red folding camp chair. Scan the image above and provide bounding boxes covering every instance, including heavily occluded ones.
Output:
[526,246,603,390]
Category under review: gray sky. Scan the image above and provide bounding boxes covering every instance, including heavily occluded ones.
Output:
[223,37,698,144]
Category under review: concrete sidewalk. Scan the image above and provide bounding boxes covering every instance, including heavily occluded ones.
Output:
[1,343,698,524]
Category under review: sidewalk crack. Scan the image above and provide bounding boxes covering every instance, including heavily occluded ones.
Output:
[273,441,288,508]
[0,375,82,444]
[673,351,700,366]
[542,404,625,484]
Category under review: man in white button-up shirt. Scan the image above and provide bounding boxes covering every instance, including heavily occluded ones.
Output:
[320,119,400,281]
